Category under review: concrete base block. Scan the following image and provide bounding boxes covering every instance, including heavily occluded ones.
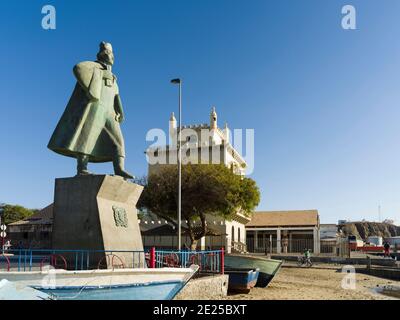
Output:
[52,175,144,269]
[174,275,229,300]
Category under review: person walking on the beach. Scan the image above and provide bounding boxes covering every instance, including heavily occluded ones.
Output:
[383,241,390,258]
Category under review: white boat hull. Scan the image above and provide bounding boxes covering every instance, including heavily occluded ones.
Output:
[0,266,198,300]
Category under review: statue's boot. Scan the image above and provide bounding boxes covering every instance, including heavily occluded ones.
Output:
[77,154,91,175]
[113,156,134,179]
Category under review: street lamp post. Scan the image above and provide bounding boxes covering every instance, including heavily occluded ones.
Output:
[171,78,182,250]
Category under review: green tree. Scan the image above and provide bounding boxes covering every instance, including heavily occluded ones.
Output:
[0,204,36,225]
[137,164,260,250]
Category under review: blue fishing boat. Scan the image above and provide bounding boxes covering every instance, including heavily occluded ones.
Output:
[0,266,198,300]
[225,254,282,287]
[224,268,259,293]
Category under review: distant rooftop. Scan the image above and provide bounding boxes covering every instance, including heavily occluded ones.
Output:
[8,204,53,226]
[246,210,319,228]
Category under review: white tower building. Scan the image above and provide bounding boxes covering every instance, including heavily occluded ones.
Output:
[145,108,250,253]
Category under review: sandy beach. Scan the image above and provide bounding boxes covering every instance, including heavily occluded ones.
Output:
[227,264,399,300]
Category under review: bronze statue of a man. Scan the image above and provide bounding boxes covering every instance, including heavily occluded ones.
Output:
[48,42,133,179]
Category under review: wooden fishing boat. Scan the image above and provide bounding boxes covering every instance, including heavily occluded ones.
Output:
[224,254,282,287]
[0,266,198,300]
[224,268,259,293]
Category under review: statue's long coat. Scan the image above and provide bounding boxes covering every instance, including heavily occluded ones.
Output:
[48,61,125,162]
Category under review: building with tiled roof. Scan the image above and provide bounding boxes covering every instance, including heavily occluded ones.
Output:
[8,204,53,249]
[247,210,319,228]
[245,210,321,254]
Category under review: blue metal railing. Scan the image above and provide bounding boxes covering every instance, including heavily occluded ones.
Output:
[0,248,224,274]
[1,249,145,272]
[154,249,223,273]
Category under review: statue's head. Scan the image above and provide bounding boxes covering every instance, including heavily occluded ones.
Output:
[97,41,114,66]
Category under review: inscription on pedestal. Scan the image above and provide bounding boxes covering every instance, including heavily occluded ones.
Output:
[112,206,128,228]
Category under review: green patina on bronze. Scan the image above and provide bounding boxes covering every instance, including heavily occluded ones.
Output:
[112,205,128,228]
[48,42,133,179]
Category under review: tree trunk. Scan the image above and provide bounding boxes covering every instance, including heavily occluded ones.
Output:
[186,219,197,251]
[186,213,207,251]
[190,240,198,251]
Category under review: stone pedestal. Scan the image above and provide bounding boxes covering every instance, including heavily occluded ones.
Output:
[52,175,144,269]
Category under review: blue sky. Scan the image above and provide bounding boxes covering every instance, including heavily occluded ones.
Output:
[1,0,400,224]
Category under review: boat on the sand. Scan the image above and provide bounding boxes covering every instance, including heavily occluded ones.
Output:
[224,268,259,293]
[0,266,198,300]
[224,254,282,287]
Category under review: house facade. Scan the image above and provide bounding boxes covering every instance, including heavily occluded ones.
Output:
[245,210,321,254]
[319,223,339,255]
[139,212,248,252]
[7,204,53,249]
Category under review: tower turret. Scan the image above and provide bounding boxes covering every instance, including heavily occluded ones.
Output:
[210,106,217,129]
[223,122,230,144]
[169,112,177,145]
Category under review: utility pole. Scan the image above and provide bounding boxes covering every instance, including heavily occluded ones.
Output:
[171,78,182,250]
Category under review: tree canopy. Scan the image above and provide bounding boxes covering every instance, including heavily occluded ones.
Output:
[0,203,36,225]
[137,164,260,249]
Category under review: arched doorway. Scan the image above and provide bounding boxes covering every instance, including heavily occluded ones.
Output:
[231,226,235,245]
[238,228,241,243]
